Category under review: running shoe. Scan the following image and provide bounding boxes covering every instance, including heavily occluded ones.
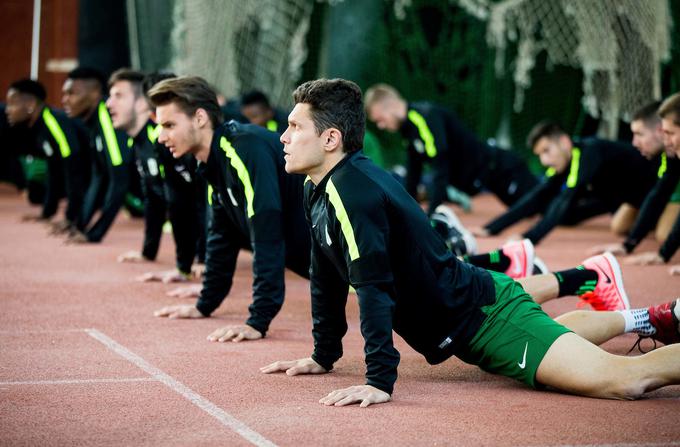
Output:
[431,205,477,256]
[579,252,630,311]
[501,239,534,279]
[533,256,549,275]
[647,299,680,345]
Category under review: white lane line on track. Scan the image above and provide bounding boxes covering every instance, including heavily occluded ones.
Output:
[0,329,88,335]
[86,328,277,447]
[0,378,155,385]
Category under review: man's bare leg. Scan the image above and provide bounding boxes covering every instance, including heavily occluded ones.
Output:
[536,332,680,399]
[610,203,638,236]
[517,275,558,305]
[554,311,625,345]
[519,274,628,344]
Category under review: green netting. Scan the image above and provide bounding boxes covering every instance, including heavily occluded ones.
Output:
[311,0,677,172]
[128,0,678,173]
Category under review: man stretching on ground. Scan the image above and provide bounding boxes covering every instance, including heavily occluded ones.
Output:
[262,78,680,407]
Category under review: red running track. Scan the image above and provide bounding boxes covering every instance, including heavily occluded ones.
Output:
[1,184,679,446]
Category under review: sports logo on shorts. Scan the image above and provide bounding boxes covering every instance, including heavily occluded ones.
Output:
[518,342,528,369]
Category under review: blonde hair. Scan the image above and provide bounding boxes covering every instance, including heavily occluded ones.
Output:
[659,92,680,126]
[364,83,403,111]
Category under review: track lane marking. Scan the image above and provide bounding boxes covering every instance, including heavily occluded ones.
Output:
[85,328,277,447]
[0,378,154,385]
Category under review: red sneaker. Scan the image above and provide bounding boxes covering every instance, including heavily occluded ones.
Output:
[647,299,680,345]
[579,252,630,311]
[501,239,534,279]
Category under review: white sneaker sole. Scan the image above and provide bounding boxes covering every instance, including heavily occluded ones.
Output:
[602,251,630,310]
[434,205,477,255]
[520,239,535,278]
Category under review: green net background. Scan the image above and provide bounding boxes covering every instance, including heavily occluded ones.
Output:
[130,0,680,172]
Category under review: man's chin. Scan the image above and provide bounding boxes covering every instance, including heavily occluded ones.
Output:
[170,147,190,159]
[284,162,300,175]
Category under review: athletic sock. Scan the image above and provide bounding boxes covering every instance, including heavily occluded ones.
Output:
[464,250,510,272]
[553,266,598,297]
[674,299,680,321]
[619,308,655,336]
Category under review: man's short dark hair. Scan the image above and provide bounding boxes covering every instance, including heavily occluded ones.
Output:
[143,72,176,97]
[659,93,680,126]
[632,101,662,125]
[292,78,365,153]
[241,90,271,108]
[108,68,145,98]
[526,120,567,149]
[9,78,46,102]
[67,67,107,93]
[147,76,223,129]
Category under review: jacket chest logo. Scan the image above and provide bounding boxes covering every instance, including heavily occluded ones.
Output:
[413,139,425,154]
[226,187,239,207]
[146,158,159,176]
[324,225,333,246]
[42,140,54,157]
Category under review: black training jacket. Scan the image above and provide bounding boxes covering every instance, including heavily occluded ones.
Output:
[306,151,496,395]
[195,121,310,335]
[400,102,488,214]
[32,106,88,223]
[79,102,131,242]
[623,153,680,254]
[484,138,658,244]
[129,121,198,273]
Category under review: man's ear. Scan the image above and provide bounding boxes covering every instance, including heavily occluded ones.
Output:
[323,128,343,152]
[195,108,210,128]
[26,96,39,113]
[558,134,572,151]
[88,87,101,105]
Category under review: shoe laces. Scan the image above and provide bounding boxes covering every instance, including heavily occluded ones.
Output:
[627,335,658,354]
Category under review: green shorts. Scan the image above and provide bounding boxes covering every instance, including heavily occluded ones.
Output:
[458,271,571,388]
[671,180,680,203]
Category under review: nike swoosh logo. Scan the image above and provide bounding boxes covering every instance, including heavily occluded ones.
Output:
[512,252,522,275]
[600,267,612,284]
[518,342,528,369]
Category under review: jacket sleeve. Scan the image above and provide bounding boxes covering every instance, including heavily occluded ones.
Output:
[422,113,451,216]
[522,150,600,244]
[405,146,423,200]
[141,183,166,261]
[624,161,680,253]
[309,235,349,372]
[522,188,577,244]
[484,176,561,235]
[85,131,130,242]
[64,150,87,223]
[165,164,199,275]
[41,153,62,219]
[659,212,680,262]
[79,155,101,231]
[328,180,400,395]
[195,196,241,316]
[61,122,86,225]
[228,135,287,336]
